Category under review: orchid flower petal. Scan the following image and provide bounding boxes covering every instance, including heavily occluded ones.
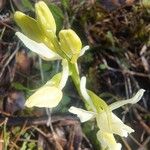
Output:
[79,45,90,57]
[25,86,62,108]
[111,113,134,137]
[69,106,96,122]
[58,59,69,89]
[16,32,61,60]
[109,89,145,111]
[80,77,96,112]
[97,130,122,150]
[80,77,91,101]
[96,112,134,137]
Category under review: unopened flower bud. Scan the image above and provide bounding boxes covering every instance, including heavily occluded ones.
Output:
[35,1,56,34]
[59,29,82,63]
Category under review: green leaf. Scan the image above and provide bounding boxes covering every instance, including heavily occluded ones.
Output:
[53,95,71,113]
[12,127,21,135]
[42,62,52,72]
[61,0,69,9]
[20,133,31,150]
[106,31,115,47]
[99,64,107,70]
[11,82,31,91]
[28,142,36,149]
[21,0,34,11]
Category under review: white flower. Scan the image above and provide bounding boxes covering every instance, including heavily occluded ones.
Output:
[69,76,145,150]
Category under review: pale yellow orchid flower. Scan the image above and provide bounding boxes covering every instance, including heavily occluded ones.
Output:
[14,1,89,62]
[15,31,89,62]
[69,77,145,150]
[25,59,69,108]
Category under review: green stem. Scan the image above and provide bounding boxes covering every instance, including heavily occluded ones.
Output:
[69,62,97,112]
[69,62,84,101]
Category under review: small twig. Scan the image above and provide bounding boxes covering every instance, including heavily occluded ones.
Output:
[135,104,149,113]
[0,42,16,45]
[10,120,28,150]
[33,126,63,150]
[102,58,150,78]
[38,56,44,83]
[0,114,79,126]
[140,45,149,73]
[133,108,150,135]
[0,26,6,40]
[46,108,55,134]
[121,137,132,150]
[0,21,16,32]
[9,141,19,150]
[17,138,38,143]
[128,134,142,147]
[0,43,19,79]
[139,136,150,149]
[32,126,49,138]
[82,133,94,150]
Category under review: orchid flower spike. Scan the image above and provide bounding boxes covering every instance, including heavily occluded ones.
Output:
[69,76,145,150]
[25,59,69,108]
[14,1,89,63]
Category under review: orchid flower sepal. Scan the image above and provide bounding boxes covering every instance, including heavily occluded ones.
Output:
[16,32,62,61]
